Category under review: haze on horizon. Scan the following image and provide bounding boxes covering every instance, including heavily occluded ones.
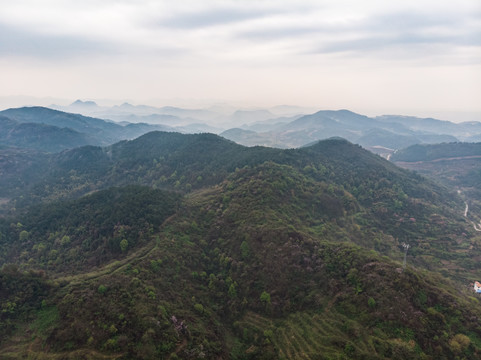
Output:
[0,0,480,122]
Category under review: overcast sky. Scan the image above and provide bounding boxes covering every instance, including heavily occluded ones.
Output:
[0,0,480,120]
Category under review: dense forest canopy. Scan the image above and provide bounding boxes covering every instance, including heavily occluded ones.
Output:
[1,131,481,359]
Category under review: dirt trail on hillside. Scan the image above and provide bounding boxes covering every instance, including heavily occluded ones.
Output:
[463,201,481,232]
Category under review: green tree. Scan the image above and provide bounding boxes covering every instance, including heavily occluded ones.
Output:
[368,297,376,308]
[240,241,249,259]
[260,291,271,305]
[60,235,71,246]
[19,230,29,242]
[228,283,237,298]
[194,303,204,314]
[120,239,128,252]
[449,334,471,354]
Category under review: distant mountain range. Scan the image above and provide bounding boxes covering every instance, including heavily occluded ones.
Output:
[1,104,481,155]
[52,100,312,128]
[50,100,481,149]
[221,110,480,153]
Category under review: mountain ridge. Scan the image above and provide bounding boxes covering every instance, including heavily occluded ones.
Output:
[2,105,480,156]
[0,107,176,152]
[221,109,474,151]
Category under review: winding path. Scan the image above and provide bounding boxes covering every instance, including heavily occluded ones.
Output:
[463,200,481,232]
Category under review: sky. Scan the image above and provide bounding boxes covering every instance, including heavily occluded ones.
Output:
[0,0,480,121]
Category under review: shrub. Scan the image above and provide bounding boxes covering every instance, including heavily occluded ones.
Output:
[368,297,376,308]
[120,239,128,252]
[260,291,271,305]
[240,241,249,259]
[449,334,471,354]
[194,303,204,314]
[19,230,29,242]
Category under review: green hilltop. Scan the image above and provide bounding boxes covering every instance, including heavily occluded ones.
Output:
[0,107,173,153]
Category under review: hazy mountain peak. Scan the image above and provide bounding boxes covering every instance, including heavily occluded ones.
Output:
[70,99,98,107]
[229,109,276,124]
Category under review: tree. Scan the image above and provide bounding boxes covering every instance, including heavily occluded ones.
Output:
[194,303,204,314]
[260,291,271,305]
[368,297,376,308]
[60,235,71,246]
[19,230,29,242]
[228,283,237,298]
[449,334,471,354]
[120,239,128,252]
[240,241,249,259]
[260,291,271,314]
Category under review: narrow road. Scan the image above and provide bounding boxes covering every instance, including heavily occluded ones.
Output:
[463,200,481,232]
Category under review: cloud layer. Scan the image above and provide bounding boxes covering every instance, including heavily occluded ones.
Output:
[0,0,480,115]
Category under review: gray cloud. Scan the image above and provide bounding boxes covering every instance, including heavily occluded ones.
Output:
[313,11,481,56]
[0,0,479,114]
[366,11,457,32]
[238,25,327,41]
[3,2,477,64]
[0,22,190,60]
[230,9,481,60]
[317,34,447,55]
[0,23,119,59]
[155,6,276,29]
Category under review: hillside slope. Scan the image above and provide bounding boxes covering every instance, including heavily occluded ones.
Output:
[0,116,92,152]
[392,142,481,229]
[1,133,474,276]
[1,132,481,359]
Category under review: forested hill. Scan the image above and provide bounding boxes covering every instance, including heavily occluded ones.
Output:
[0,107,172,152]
[1,131,481,359]
[0,115,93,152]
[391,142,481,203]
[391,142,481,162]
[1,131,457,212]
[0,107,119,134]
